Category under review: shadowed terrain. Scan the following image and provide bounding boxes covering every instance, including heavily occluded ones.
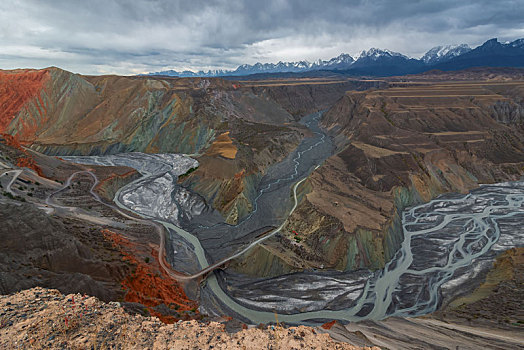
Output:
[0,68,523,348]
[233,78,524,277]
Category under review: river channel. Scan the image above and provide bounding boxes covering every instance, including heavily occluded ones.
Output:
[62,112,524,325]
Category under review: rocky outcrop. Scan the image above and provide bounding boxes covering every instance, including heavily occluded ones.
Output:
[0,287,375,349]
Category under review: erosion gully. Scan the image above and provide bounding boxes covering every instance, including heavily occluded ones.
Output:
[62,112,524,325]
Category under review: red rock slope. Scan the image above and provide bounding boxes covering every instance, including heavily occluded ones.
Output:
[0,69,49,133]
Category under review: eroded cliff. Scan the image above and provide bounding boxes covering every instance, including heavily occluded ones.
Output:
[233,78,524,276]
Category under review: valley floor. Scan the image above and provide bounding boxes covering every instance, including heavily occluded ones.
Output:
[1,70,523,349]
[324,316,524,350]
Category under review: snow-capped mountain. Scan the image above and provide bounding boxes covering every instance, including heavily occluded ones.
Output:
[421,44,471,64]
[357,48,408,61]
[509,38,524,48]
[432,38,524,71]
[146,38,524,78]
[348,47,424,75]
[233,60,313,75]
[148,55,356,77]
[151,69,230,77]
[311,53,355,70]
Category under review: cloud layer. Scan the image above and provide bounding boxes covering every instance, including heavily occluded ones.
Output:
[1,0,523,74]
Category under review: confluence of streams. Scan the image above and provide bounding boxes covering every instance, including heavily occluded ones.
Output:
[62,112,524,324]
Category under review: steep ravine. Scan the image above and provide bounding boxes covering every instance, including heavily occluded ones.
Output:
[3,68,524,330]
[217,179,524,324]
[1,68,312,225]
[235,80,524,278]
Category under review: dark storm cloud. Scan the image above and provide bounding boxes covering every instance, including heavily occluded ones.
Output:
[0,0,522,74]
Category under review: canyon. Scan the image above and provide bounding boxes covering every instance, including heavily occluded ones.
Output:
[0,66,523,348]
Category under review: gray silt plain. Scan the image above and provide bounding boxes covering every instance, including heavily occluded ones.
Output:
[206,180,524,324]
[62,115,524,325]
[188,111,335,263]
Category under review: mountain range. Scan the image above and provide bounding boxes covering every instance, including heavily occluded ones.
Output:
[148,38,524,77]
[1,57,523,349]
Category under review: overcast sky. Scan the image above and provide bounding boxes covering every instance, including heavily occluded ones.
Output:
[1,0,523,75]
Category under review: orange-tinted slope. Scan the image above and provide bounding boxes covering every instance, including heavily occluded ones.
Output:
[0,134,44,176]
[0,69,49,133]
[102,229,198,323]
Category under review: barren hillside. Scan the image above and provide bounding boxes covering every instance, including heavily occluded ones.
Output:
[0,287,376,350]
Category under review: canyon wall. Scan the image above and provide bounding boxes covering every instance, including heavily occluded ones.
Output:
[233,79,524,276]
[0,68,308,222]
[4,67,523,275]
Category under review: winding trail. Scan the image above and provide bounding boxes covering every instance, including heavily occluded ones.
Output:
[2,169,22,194]
[197,113,326,230]
[55,113,524,325]
[45,171,195,281]
[45,170,307,281]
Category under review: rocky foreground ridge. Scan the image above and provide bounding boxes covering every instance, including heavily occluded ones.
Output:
[0,287,376,350]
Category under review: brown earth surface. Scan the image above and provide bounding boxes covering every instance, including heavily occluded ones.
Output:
[0,139,199,322]
[0,287,377,350]
[234,77,524,276]
[205,131,238,159]
[434,247,524,327]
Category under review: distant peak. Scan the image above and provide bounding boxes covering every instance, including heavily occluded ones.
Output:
[357,48,407,60]
[333,53,353,60]
[421,44,471,64]
[481,38,501,47]
[145,37,524,77]
[313,53,354,68]
[510,38,524,48]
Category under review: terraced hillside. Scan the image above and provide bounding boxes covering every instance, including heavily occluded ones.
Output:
[232,79,524,275]
[3,67,523,294]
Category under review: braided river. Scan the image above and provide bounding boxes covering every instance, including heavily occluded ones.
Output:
[63,112,524,324]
